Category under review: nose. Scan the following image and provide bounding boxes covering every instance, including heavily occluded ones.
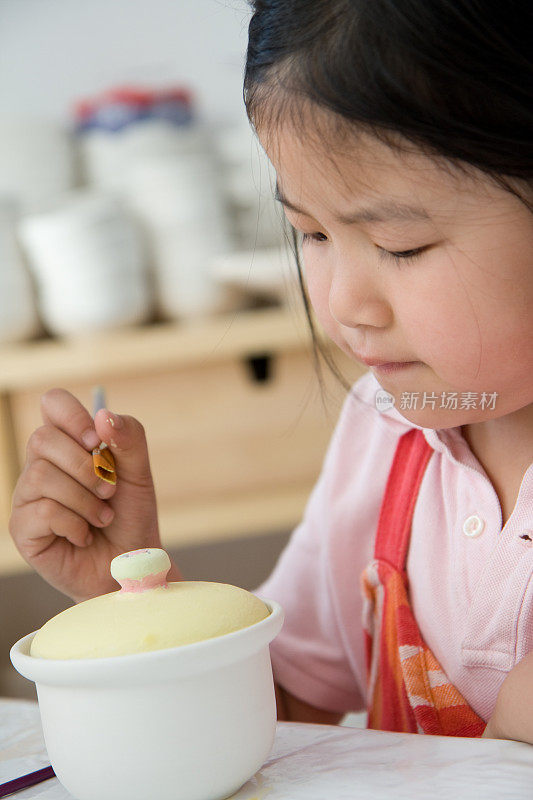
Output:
[328,264,392,329]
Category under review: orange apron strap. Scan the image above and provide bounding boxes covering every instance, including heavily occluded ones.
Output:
[374,429,433,570]
[364,427,486,737]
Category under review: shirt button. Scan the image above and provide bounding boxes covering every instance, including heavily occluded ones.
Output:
[463,514,485,538]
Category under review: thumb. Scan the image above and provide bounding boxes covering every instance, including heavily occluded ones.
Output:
[94,409,154,486]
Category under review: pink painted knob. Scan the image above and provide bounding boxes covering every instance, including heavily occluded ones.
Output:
[110,548,171,593]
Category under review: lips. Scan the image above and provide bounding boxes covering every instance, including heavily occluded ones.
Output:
[349,350,421,376]
[371,361,419,375]
[353,353,413,367]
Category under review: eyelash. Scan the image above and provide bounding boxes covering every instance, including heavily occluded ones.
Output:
[300,232,427,264]
[377,246,427,264]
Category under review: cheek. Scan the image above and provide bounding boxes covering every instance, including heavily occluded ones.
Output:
[399,252,533,391]
[300,251,347,347]
[402,294,483,381]
[301,251,331,318]
[474,303,533,396]
[391,249,469,378]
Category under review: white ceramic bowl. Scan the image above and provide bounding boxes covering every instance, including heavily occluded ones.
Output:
[11,599,283,800]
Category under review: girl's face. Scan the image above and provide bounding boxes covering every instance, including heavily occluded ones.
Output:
[260,122,533,429]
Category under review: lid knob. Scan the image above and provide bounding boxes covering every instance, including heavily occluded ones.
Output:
[110,548,171,593]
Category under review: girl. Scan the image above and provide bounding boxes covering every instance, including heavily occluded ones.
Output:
[9,0,533,741]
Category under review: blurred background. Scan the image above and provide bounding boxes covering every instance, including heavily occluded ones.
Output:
[0,0,362,700]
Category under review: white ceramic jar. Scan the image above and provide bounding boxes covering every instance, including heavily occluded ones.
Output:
[11,604,283,800]
[10,548,283,800]
[79,119,213,194]
[18,190,152,336]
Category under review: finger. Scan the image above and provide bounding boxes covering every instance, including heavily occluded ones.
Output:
[10,499,93,557]
[25,424,116,499]
[40,388,100,452]
[94,410,154,485]
[13,459,115,529]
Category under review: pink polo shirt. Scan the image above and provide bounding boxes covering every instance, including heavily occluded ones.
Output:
[255,371,533,722]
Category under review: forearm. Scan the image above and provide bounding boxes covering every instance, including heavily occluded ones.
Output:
[483,652,533,744]
[275,682,343,725]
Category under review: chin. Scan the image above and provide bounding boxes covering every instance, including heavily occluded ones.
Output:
[394,406,465,430]
[393,403,502,430]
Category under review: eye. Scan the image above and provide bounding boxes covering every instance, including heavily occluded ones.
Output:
[301,232,328,244]
[377,245,428,264]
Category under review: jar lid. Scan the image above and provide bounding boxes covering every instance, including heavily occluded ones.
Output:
[30,548,270,660]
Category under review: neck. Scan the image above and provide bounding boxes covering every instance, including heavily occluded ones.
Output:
[461,403,533,526]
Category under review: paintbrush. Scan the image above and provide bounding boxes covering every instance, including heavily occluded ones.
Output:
[91,386,117,485]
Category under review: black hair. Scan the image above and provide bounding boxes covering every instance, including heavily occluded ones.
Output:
[243,0,533,386]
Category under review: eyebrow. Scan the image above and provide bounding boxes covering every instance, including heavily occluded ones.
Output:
[274,182,431,224]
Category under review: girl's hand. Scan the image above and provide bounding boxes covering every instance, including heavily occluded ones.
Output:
[9,388,168,602]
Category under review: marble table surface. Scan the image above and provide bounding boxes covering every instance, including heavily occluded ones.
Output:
[2,698,533,799]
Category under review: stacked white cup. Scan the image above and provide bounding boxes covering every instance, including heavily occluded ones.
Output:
[80,119,233,319]
[19,191,152,337]
[0,200,40,344]
[125,152,233,319]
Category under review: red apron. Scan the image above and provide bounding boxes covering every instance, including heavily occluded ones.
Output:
[361,428,486,736]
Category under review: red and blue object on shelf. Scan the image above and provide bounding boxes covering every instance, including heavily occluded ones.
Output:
[74,86,195,133]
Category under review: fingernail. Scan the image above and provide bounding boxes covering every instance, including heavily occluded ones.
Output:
[104,410,123,430]
[85,533,94,547]
[82,429,100,450]
[99,505,114,526]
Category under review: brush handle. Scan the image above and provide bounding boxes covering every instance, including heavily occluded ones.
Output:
[92,385,106,417]
[0,765,55,798]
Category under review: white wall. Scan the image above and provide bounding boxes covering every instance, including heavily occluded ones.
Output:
[0,0,252,127]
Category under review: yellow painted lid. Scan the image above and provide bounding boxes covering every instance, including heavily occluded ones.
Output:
[30,548,270,660]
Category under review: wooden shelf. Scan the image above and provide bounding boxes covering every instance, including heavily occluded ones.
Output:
[0,305,314,390]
